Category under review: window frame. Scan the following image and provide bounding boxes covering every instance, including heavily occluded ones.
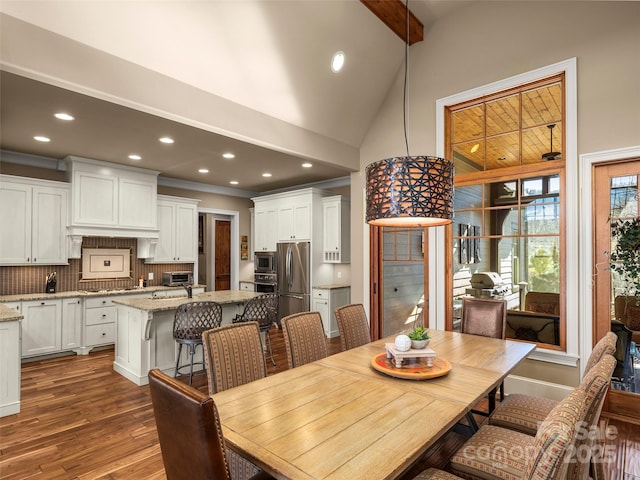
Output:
[435,58,578,364]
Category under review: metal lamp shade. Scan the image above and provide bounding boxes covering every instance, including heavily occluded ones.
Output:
[366,156,454,226]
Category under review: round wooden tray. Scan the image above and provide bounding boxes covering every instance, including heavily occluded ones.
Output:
[371,353,452,380]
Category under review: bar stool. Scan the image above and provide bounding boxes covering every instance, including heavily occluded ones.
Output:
[232,293,279,365]
[173,301,222,385]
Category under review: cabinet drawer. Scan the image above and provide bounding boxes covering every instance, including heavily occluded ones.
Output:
[85,306,116,325]
[85,297,115,308]
[85,323,116,346]
[313,289,329,299]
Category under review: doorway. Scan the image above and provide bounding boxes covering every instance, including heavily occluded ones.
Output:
[370,225,429,339]
[214,220,231,290]
[592,158,640,416]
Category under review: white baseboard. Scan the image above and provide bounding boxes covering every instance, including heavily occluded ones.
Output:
[504,374,573,401]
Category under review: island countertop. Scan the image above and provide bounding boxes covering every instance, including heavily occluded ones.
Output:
[112,290,262,313]
[0,304,23,323]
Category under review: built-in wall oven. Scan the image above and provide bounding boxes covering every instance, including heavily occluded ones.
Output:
[254,273,277,293]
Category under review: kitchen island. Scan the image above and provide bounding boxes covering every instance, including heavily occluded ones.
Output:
[0,304,23,417]
[112,290,261,385]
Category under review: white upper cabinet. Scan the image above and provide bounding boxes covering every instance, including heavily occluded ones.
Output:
[253,201,278,252]
[322,196,350,263]
[0,175,69,265]
[146,195,199,263]
[65,156,159,237]
[278,200,311,241]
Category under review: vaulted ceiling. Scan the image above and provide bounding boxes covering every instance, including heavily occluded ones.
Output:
[0,1,471,195]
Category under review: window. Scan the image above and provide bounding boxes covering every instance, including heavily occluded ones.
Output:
[447,74,565,349]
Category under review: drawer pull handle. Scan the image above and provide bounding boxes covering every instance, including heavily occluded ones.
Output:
[102,314,107,318]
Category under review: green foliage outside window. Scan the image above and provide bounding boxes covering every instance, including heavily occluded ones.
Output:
[528,244,559,293]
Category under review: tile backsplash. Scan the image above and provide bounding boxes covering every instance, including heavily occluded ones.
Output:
[0,237,193,295]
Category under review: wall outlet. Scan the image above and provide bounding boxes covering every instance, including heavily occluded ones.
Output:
[148,272,154,280]
[337,271,342,279]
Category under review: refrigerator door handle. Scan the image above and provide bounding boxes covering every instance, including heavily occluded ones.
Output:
[286,244,293,290]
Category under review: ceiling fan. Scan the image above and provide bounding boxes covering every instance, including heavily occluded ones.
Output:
[541,123,561,160]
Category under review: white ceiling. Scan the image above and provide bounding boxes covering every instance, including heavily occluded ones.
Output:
[0,1,470,195]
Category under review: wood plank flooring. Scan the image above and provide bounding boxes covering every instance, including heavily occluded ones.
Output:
[1,328,638,479]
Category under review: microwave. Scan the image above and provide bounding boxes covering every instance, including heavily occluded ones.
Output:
[254,251,276,274]
[163,271,193,286]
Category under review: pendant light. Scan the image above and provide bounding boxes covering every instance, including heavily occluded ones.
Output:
[365,0,454,227]
[541,123,561,160]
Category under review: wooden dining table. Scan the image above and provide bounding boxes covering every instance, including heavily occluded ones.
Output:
[211,329,536,480]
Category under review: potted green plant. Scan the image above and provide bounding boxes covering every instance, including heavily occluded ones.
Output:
[609,217,640,328]
[408,325,431,349]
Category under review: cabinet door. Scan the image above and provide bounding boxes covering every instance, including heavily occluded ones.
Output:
[154,201,176,262]
[22,300,62,356]
[0,319,20,415]
[175,202,197,262]
[323,200,340,262]
[277,205,294,241]
[312,296,331,336]
[61,298,82,349]
[255,207,278,251]
[119,177,157,228]
[32,186,68,264]
[73,170,118,225]
[292,203,311,240]
[0,182,31,264]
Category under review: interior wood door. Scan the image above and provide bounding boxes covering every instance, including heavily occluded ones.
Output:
[593,158,640,418]
[214,220,231,291]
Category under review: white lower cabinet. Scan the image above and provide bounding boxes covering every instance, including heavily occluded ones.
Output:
[239,281,255,292]
[62,297,82,350]
[312,287,350,338]
[83,296,117,351]
[0,318,21,417]
[21,299,63,356]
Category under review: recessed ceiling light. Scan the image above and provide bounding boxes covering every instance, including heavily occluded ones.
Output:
[34,136,50,142]
[229,180,239,185]
[54,112,74,121]
[198,168,209,174]
[128,154,142,160]
[159,137,174,144]
[331,51,345,73]
[262,173,272,178]
[223,153,235,159]
[302,162,312,168]
[470,143,480,154]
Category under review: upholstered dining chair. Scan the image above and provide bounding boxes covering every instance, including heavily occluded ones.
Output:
[148,368,273,480]
[232,293,279,365]
[412,354,616,480]
[202,321,267,395]
[335,303,371,351]
[173,301,223,385]
[461,297,508,413]
[489,331,618,435]
[281,311,328,369]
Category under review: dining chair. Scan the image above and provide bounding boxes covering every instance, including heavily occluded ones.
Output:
[610,320,635,392]
[489,331,618,435]
[232,293,279,365]
[202,321,267,395]
[461,297,507,413]
[335,303,371,351]
[148,368,272,480]
[173,301,223,385]
[281,311,328,369]
[413,354,616,480]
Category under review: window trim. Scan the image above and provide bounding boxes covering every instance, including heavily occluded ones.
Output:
[435,58,578,359]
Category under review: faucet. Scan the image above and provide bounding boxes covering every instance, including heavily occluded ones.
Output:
[183,284,193,298]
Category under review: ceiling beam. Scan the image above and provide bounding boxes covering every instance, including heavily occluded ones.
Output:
[360,0,424,45]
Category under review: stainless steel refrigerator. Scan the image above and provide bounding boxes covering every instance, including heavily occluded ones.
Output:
[277,241,311,320]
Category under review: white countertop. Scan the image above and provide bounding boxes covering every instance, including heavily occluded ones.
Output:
[313,284,350,290]
[112,290,261,313]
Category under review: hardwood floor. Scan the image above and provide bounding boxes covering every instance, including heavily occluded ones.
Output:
[1,328,638,479]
